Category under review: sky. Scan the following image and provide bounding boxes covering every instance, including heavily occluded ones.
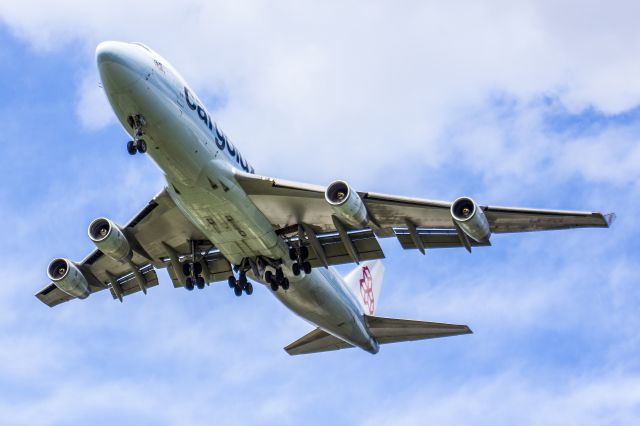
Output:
[0,1,639,425]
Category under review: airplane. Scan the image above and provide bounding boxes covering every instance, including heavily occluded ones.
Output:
[36,41,614,355]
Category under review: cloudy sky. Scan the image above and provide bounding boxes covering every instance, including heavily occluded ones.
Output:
[0,1,639,424]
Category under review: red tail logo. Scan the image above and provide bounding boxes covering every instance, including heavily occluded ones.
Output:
[359,266,375,314]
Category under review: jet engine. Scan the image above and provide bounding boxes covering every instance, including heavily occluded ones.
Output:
[88,218,132,262]
[450,197,491,242]
[325,180,369,228]
[47,258,90,299]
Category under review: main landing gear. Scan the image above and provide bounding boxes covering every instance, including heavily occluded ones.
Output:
[228,271,253,297]
[183,261,206,291]
[289,246,311,276]
[126,114,147,155]
[265,267,289,292]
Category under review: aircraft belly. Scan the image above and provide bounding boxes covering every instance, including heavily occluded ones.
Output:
[272,268,374,350]
[166,178,284,262]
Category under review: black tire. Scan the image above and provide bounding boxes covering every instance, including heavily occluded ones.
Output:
[270,281,279,291]
[303,261,312,274]
[275,268,284,282]
[264,270,273,283]
[239,273,248,288]
[300,246,309,260]
[127,140,137,155]
[136,139,147,153]
[244,282,253,295]
[193,262,203,276]
[289,248,297,261]
[185,277,194,291]
[292,262,300,276]
[281,278,290,290]
[234,286,242,297]
[228,275,237,288]
[182,263,192,277]
[196,276,206,289]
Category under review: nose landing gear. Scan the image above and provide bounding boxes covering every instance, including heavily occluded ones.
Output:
[126,115,147,155]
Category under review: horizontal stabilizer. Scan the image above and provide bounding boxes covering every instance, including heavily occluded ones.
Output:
[285,316,471,356]
[284,328,353,355]
[364,315,472,344]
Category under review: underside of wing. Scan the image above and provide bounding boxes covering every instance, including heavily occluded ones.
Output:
[364,315,472,344]
[234,171,613,262]
[284,328,354,355]
[36,189,231,307]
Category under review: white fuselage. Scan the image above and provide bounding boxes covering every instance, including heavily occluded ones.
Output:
[96,41,378,353]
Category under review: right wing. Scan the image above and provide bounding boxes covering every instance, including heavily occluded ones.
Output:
[233,171,612,264]
[36,189,231,307]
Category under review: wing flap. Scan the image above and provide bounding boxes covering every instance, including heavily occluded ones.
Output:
[395,230,491,250]
[284,328,354,355]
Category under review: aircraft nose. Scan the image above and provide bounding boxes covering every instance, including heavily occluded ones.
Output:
[96,41,144,92]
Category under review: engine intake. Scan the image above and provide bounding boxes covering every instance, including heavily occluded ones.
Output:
[47,258,90,299]
[451,197,491,242]
[325,180,369,228]
[88,218,132,262]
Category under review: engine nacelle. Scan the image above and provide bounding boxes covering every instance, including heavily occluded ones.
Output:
[325,180,369,228]
[451,197,491,242]
[88,218,132,262]
[47,258,90,299]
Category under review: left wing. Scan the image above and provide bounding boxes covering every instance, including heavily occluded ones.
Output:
[234,171,613,262]
[36,189,231,307]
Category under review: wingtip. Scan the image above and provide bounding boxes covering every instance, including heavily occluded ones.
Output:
[604,212,616,227]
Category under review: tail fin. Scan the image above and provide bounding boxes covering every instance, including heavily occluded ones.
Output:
[344,260,384,315]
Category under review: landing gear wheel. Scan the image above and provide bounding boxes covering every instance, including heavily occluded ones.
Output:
[136,139,147,154]
[281,278,290,290]
[228,276,237,288]
[302,261,312,274]
[270,281,279,292]
[275,268,284,283]
[196,276,206,289]
[193,262,203,276]
[292,263,301,276]
[289,248,297,261]
[264,270,273,284]
[300,246,309,260]
[185,277,194,291]
[244,282,253,295]
[234,286,242,297]
[238,273,248,288]
[182,263,192,277]
[127,140,137,155]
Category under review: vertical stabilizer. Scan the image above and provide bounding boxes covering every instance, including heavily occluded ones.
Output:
[343,260,384,315]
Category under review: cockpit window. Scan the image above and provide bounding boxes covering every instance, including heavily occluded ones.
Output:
[131,42,151,52]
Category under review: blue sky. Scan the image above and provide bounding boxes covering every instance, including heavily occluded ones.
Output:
[1,2,639,425]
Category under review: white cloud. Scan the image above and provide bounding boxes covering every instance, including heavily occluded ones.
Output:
[1,2,639,425]
[2,1,640,185]
[364,372,640,426]
[76,71,115,130]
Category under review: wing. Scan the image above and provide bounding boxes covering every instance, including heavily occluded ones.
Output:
[234,171,613,263]
[284,328,354,355]
[36,189,231,307]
